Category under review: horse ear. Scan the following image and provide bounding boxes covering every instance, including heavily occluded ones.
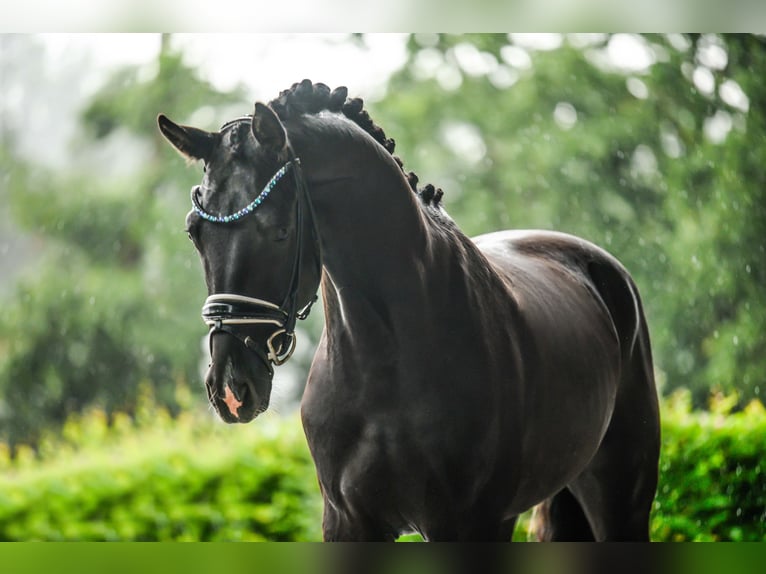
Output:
[157,114,216,161]
[251,102,287,153]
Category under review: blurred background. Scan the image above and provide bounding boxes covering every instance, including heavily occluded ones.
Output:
[0,34,764,542]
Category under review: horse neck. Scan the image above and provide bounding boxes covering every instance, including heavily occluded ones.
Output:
[293,127,429,291]
[290,122,440,344]
[290,116,507,369]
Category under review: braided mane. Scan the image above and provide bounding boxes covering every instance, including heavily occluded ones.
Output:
[267,79,445,210]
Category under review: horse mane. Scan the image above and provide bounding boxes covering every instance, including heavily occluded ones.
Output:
[267,79,446,211]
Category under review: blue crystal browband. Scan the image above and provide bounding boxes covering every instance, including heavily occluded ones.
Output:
[192,160,296,224]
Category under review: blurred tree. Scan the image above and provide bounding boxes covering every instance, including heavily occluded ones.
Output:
[0,35,247,448]
[370,33,765,406]
[656,34,765,406]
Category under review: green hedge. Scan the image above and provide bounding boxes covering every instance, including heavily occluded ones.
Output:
[652,392,766,541]
[0,389,322,542]
[0,389,763,541]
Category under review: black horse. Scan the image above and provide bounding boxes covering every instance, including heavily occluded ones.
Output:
[158,80,660,541]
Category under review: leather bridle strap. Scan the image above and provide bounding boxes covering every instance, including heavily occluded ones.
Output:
[197,152,321,369]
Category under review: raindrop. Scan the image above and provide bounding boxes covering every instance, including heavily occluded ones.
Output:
[704,110,733,144]
[665,33,692,52]
[692,66,715,95]
[553,102,577,130]
[605,34,654,72]
[452,43,497,77]
[567,34,607,48]
[489,66,519,90]
[436,65,462,91]
[697,35,728,70]
[413,48,443,80]
[661,130,683,158]
[631,145,658,178]
[719,79,750,112]
[440,121,486,165]
[509,34,563,52]
[500,45,532,69]
[626,77,649,99]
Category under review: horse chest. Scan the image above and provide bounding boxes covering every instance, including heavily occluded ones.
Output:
[302,366,510,524]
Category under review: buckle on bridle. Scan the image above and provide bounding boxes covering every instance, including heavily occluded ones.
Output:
[266,329,297,366]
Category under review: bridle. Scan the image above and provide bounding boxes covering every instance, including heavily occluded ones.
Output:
[193,141,320,375]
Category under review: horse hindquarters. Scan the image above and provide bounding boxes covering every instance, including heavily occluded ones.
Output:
[537,266,661,541]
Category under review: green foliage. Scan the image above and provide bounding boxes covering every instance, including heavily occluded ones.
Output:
[81,38,245,141]
[0,37,247,448]
[652,391,766,542]
[0,396,763,542]
[0,392,322,542]
[0,261,144,447]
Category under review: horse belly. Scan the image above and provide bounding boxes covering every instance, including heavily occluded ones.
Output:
[480,243,622,510]
[509,305,621,510]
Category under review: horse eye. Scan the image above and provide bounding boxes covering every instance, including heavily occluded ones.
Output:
[275,227,289,242]
[185,227,199,246]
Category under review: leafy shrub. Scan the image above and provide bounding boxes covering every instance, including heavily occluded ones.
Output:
[0,390,322,541]
[0,391,763,541]
[651,391,766,541]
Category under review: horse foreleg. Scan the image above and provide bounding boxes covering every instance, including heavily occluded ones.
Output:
[321,497,396,542]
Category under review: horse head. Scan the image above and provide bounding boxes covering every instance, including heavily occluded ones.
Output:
[157,103,321,423]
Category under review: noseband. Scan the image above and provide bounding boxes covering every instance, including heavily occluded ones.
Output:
[194,153,320,373]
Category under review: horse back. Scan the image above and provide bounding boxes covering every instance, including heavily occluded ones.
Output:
[473,229,642,365]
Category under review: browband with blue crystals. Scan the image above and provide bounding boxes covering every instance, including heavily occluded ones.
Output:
[192,160,296,224]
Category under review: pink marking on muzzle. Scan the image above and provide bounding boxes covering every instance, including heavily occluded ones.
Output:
[223,384,243,417]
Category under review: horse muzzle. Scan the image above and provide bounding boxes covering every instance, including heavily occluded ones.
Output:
[205,352,272,423]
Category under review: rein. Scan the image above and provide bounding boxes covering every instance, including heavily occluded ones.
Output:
[195,153,320,372]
